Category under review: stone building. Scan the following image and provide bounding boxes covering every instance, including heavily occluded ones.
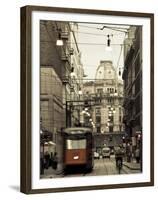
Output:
[122,26,142,154]
[40,21,83,155]
[83,60,124,149]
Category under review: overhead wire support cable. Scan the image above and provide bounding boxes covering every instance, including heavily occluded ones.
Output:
[98,26,129,33]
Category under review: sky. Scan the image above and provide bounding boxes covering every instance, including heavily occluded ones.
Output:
[77,23,129,80]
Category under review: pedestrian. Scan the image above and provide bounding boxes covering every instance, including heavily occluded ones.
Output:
[115,146,124,167]
[44,151,50,169]
[52,152,58,170]
[135,148,140,163]
[40,152,44,175]
[50,152,54,166]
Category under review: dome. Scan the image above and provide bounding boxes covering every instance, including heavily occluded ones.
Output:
[95,60,117,80]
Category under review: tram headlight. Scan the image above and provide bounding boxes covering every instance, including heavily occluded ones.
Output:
[73,156,79,160]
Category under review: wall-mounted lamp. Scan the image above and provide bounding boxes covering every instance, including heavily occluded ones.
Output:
[114,89,118,96]
[119,68,121,76]
[56,30,63,46]
[70,66,75,77]
[81,110,86,114]
[84,107,88,111]
[86,112,90,117]
[78,87,83,95]
[108,107,116,114]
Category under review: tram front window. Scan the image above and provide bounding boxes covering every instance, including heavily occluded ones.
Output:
[66,139,86,149]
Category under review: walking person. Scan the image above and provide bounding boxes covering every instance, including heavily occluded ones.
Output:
[115,146,124,167]
[135,148,140,163]
[115,146,124,174]
[52,152,58,170]
[44,151,50,169]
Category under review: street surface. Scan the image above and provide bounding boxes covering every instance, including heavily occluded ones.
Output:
[41,155,141,179]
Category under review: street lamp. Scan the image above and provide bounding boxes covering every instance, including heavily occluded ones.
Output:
[108,107,116,115]
[70,66,75,77]
[84,107,88,111]
[106,34,112,51]
[56,29,63,46]
[81,110,86,114]
[85,112,90,117]
[107,107,116,132]
[114,89,118,96]
[78,87,83,95]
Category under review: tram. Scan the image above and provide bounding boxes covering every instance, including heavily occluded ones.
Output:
[62,127,94,173]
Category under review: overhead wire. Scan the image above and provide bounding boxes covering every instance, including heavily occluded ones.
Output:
[41,21,127,81]
[78,24,129,31]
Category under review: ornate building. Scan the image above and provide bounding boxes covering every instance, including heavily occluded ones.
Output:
[83,60,125,148]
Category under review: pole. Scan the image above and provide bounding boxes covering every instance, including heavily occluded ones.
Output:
[66,101,68,127]
[40,142,44,175]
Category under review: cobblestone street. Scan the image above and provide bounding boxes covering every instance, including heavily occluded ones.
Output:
[41,156,141,179]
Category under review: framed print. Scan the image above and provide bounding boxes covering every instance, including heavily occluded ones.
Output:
[20,5,154,194]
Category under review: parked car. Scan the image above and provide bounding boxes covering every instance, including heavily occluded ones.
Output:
[102,147,111,158]
[110,149,114,155]
[94,151,100,159]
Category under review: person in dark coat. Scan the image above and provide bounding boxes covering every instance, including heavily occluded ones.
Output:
[115,146,124,167]
[52,152,58,170]
[135,148,140,163]
[44,151,50,169]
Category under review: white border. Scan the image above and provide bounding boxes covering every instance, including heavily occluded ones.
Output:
[32,10,151,189]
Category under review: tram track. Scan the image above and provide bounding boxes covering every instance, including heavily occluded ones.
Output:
[102,158,110,175]
[41,158,132,179]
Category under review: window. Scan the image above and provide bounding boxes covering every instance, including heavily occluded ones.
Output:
[95,98,102,104]
[108,115,113,122]
[109,126,113,132]
[107,98,113,103]
[66,139,86,149]
[96,126,101,133]
[96,116,101,123]
[95,107,101,114]
[97,88,103,94]
[110,88,114,93]
[107,88,114,93]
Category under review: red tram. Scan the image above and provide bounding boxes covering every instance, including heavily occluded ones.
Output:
[62,127,94,173]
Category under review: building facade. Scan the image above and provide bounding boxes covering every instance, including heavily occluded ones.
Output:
[122,26,142,164]
[83,60,125,149]
[40,21,84,156]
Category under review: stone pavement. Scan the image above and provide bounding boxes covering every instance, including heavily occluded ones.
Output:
[40,163,64,179]
[40,168,64,179]
[123,160,141,170]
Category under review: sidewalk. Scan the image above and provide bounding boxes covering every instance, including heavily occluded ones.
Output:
[40,163,64,179]
[123,160,141,170]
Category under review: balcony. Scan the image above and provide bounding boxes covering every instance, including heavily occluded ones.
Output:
[62,75,71,84]
[69,48,74,55]
[70,86,74,92]
[61,54,69,62]
[61,32,69,40]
